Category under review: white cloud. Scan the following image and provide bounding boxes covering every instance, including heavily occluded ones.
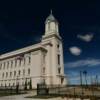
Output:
[69,46,82,56]
[77,33,94,42]
[65,58,100,68]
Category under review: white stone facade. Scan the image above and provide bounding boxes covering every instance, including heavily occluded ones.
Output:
[0,12,67,89]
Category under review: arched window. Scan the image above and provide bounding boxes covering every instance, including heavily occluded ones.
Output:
[18,70,21,76]
[1,83,2,86]
[3,62,5,69]
[14,71,16,76]
[15,60,17,67]
[9,83,10,87]
[58,54,60,65]
[6,72,8,77]
[48,22,50,31]
[57,44,59,48]
[13,83,15,86]
[19,59,21,66]
[43,67,45,74]
[43,54,46,64]
[0,64,2,69]
[58,67,61,74]
[5,83,7,87]
[7,61,9,69]
[11,60,13,68]
[10,72,12,77]
[2,73,4,78]
[23,69,25,75]
[28,56,31,64]
[23,58,26,65]
[28,68,30,75]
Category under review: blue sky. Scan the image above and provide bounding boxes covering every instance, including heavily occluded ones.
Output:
[0,0,99,84]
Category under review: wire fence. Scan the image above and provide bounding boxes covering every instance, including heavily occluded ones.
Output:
[37,84,100,100]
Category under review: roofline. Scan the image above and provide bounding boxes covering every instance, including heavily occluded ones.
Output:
[0,43,47,60]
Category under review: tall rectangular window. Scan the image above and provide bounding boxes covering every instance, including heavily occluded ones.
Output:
[57,44,59,48]
[18,70,21,76]
[29,56,31,64]
[19,59,21,66]
[58,54,60,65]
[28,68,30,75]
[7,61,9,69]
[10,72,12,77]
[2,73,4,78]
[23,69,25,75]
[6,72,8,78]
[11,60,13,68]
[14,71,16,77]
[23,58,25,65]
[15,60,17,67]
[43,67,45,74]
[58,67,61,74]
[3,62,5,69]
[0,64,2,69]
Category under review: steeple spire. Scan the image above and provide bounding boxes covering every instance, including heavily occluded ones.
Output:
[45,10,57,23]
[44,11,59,35]
[50,9,52,15]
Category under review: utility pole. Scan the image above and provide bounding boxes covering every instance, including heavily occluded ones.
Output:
[80,71,84,100]
[95,75,98,87]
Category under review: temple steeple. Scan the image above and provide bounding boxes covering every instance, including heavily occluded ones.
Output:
[45,10,59,36]
[41,11,66,85]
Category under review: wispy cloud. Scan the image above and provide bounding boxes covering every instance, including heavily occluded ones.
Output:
[69,46,82,56]
[77,33,94,42]
[69,74,99,84]
[66,71,100,84]
[65,58,100,68]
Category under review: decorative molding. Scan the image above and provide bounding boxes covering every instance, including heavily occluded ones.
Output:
[0,47,47,61]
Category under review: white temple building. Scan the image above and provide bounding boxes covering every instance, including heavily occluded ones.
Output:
[0,12,67,89]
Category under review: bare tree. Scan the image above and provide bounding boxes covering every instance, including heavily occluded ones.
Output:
[83,70,87,86]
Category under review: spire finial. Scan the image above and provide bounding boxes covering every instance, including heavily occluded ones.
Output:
[50,9,52,15]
